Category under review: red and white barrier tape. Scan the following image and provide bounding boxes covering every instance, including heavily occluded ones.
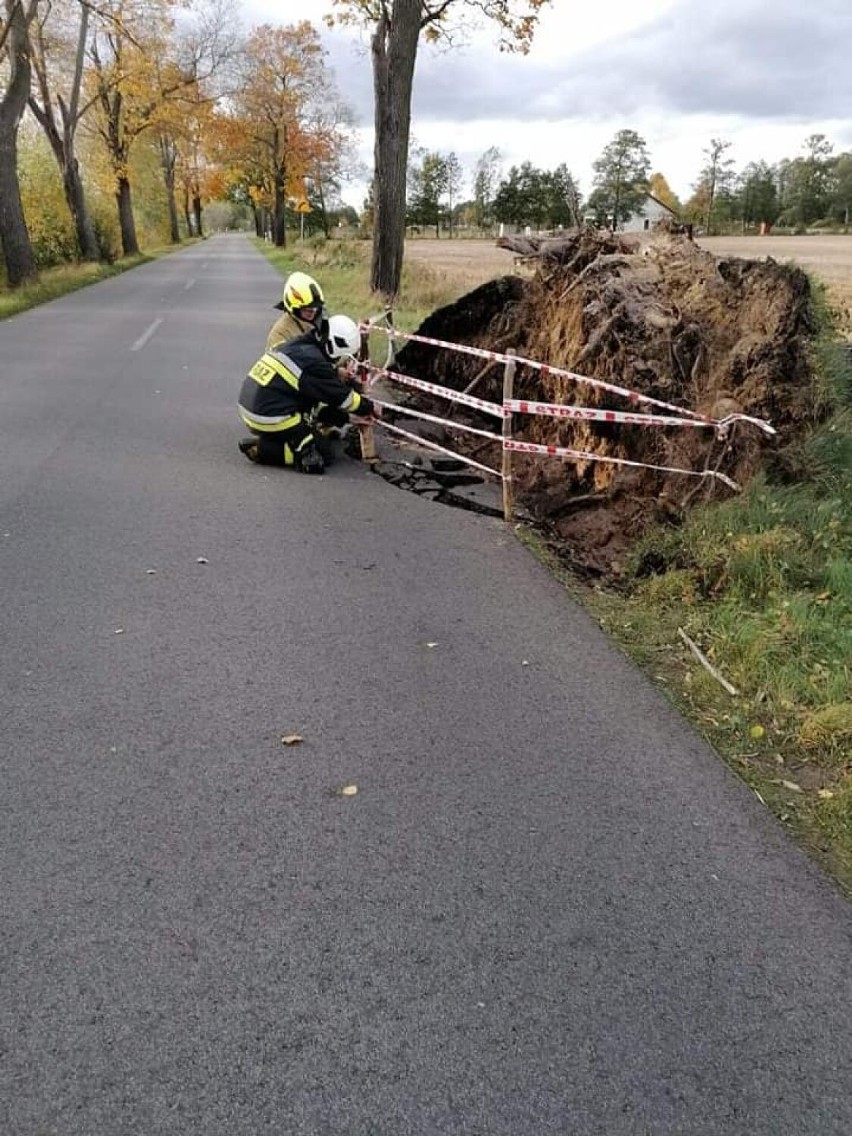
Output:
[506,399,776,436]
[371,398,504,443]
[362,361,506,419]
[504,439,740,490]
[507,399,712,430]
[364,324,775,434]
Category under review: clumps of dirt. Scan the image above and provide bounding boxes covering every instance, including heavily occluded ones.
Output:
[390,230,819,577]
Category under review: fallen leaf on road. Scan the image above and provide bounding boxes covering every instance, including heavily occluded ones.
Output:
[196,557,208,564]
[281,734,303,746]
[340,784,358,796]
[425,642,438,649]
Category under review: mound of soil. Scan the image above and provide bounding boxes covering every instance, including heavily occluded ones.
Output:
[389,231,818,576]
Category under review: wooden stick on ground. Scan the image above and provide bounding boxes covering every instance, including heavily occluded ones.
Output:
[444,360,499,424]
[677,627,738,696]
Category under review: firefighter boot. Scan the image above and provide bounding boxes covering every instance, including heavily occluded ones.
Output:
[238,437,259,463]
[296,443,326,475]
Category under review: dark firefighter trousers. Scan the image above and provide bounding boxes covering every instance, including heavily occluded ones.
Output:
[248,405,349,466]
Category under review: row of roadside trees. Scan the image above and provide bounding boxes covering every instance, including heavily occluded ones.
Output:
[2,0,557,300]
[0,0,363,287]
[402,130,852,237]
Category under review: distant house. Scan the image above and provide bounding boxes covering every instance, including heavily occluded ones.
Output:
[620,193,678,233]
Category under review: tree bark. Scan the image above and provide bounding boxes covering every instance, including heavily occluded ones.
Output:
[370,0,421,299]
[0,0,38,286]
[158,136,181,243]
[273,176,286,246]
[28,0,99,262]
[30,103,100,261]
[116,174,139,256]
[182,184,193,235]
[65,155,99,259]
[192,191,203,239]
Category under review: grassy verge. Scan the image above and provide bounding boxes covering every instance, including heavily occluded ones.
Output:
[549,312,852,894]
[254,234,464,334]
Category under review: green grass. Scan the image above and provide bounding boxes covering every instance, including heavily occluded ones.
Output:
[254,233,463,358]
[573,343,852,892]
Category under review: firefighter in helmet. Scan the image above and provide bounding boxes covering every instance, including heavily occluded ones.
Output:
[238,314,378,475]
[266,271,327,350]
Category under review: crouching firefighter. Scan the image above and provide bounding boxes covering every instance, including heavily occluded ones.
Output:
[237,314,378,475]
[266,270,327,351]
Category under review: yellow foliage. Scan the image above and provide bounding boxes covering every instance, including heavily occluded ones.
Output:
[18,133,77,266]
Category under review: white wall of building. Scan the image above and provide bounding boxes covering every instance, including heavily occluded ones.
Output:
[621,195,676,233]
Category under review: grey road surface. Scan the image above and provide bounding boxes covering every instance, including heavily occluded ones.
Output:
[1,234,851,1136]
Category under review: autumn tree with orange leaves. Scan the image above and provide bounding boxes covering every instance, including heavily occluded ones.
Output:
[224,22,349,248]
[87,0,235,256]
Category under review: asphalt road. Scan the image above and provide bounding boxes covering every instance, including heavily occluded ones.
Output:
[1,233,851,1136]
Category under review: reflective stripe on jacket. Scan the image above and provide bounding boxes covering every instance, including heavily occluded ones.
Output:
[238,332,365,432]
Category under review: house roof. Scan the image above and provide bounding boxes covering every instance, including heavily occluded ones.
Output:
[644,193,677,215]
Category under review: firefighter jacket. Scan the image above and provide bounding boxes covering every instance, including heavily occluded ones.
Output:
[266,310,310,352]
[239,333,372,433]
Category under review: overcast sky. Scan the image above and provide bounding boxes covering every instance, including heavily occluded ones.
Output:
[245,0,852,208]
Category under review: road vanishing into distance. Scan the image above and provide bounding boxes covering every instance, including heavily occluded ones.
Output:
[2,234,851,1135]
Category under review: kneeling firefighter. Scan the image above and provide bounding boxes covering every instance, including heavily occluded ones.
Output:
[266,271,327,351]
[237,314,378,475]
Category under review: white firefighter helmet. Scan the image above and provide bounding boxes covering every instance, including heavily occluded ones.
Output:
[325,314,361,361]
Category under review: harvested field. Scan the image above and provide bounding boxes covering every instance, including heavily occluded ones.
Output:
[405,233,852,333]
[391,231,825,577]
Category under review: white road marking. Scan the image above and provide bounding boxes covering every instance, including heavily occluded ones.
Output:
[130,317,164,351]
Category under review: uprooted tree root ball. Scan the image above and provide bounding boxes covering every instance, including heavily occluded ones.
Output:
[389,231,819,576]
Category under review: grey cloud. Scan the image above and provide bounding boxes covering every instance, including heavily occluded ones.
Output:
[322,30,374,124]
[404,0,852,124]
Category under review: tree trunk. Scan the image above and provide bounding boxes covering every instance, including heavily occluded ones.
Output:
[116,174,139,256]
[611,180,621,233]
[28,0,98,262]
[192,192,203,239]
[64,156,99,260]
[316,178,330,238]
[370,0,421,299]
[0,0,38,287]
[158,137,181,243]
[182,184,193,235]
[168,182,180,243]
[273,159,287,247]
[28,106,100,262]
